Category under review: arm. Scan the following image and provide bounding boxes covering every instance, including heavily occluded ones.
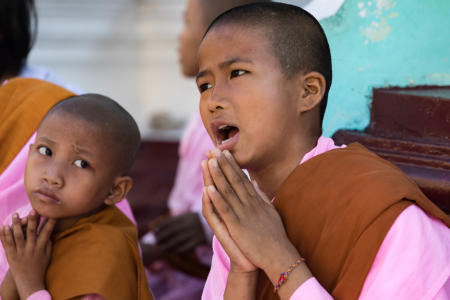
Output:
[0,270,19,300]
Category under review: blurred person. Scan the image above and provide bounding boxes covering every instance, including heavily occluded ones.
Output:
[0,0,81,93]
[140,0,269,299]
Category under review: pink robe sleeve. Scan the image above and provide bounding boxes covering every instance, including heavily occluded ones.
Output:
[26,290,106,300]
[202,205,450,300]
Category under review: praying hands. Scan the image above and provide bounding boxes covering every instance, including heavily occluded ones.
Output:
[201,149,312,299]
[0,210,56,300]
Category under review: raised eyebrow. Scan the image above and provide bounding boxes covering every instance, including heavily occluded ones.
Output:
[196,57,253,83]
[72,145,94,159]
[218,57,253,69]
[195,70,210,84]
[36,136,55,146]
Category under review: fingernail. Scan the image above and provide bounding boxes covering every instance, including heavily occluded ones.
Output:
[224,150,232,160]
[213,148,221,157]
[13,213,18,219]
[211,158,218,168]
[30,210,36,216]
[208,185,217,193]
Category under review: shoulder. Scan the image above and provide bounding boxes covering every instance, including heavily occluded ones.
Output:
[361,205,450,299]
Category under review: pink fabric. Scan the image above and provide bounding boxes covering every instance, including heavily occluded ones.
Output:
[168,112,214,240]
[0,132,138,282]
[148,112,214,300]
[26,289,105,300]
[201,136,450,300]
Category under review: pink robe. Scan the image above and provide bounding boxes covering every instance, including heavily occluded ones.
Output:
[201,136,450,299]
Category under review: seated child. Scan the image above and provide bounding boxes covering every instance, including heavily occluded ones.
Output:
[0,94,154,300]
[196,3,450,299]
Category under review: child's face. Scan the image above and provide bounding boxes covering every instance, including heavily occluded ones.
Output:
[24,112,118,225]
[178,0,205,77]
[197,25,304,170]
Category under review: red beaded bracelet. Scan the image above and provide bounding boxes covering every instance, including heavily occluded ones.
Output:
[273,258,305,293]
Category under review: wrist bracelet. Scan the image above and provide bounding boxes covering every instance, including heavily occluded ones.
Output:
[273,258,305,293]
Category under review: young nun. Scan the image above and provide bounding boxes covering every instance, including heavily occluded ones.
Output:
[197,3,450,299]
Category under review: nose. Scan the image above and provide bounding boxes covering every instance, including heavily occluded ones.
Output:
[207,80,228,113]
[41,162,65,188]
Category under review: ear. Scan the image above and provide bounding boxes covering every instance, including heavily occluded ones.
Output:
[298,71,326,113]
[104,176,133,205]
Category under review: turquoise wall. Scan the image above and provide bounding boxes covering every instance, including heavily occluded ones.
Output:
[321,0,450,137]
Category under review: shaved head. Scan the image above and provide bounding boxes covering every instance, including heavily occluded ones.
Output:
[204,2,332,122]
[197,0,270,28]
[44,94,141,174]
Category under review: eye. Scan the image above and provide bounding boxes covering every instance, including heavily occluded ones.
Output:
[230,69,247,79]
[198,82,212,93]
[37,146,52,157]
[74,159,89,169]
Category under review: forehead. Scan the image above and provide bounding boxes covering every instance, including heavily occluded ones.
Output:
[37,112,114,157]
[198,24,278,70]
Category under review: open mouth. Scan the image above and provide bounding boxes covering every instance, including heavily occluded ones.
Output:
[216,124,239,145]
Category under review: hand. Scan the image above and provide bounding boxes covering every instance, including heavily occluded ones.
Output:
[205,149,300,273]
[0,210,56,299]
[154,212,207,254]
[140,240,161,266]
[0,270,19,300]
[201,158,256,274]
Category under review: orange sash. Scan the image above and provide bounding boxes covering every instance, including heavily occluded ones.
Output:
[46,205,154,300]
[0,78,74,173]
[256,143,449,300]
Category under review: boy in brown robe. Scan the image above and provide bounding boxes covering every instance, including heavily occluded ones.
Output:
[0,94,153,300]
[197,3,450,300]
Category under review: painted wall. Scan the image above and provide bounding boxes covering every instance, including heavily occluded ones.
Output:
[320,0,450,137]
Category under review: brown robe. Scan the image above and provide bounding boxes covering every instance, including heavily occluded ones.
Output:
[256,143,450,300]
[0,78,75,174]
[46,205,154,300]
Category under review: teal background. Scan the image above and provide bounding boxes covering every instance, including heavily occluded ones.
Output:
[320,0,450,137]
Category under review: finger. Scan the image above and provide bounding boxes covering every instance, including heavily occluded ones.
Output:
[214,149,256,204]
[0,225,17,258]
[201,160,214,187]
[45,240,53,259]
[26,209,39,250]
[159,231,191,252]
[174,237,203,254]
[11,214,25,253]
[205,150,214,160]
[202,188,247,262]
[208,158,242,211]
[223,150,256,194]
[155,221,180,244]
[21,216,28,226]
[36,218,56,249]
[206,184,239,226]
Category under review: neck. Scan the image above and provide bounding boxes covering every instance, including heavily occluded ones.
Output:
[248,135,319,199]
[53,204,107,233]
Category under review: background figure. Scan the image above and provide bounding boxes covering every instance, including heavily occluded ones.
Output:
[0,0,81,93]
[140,0,268,299]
